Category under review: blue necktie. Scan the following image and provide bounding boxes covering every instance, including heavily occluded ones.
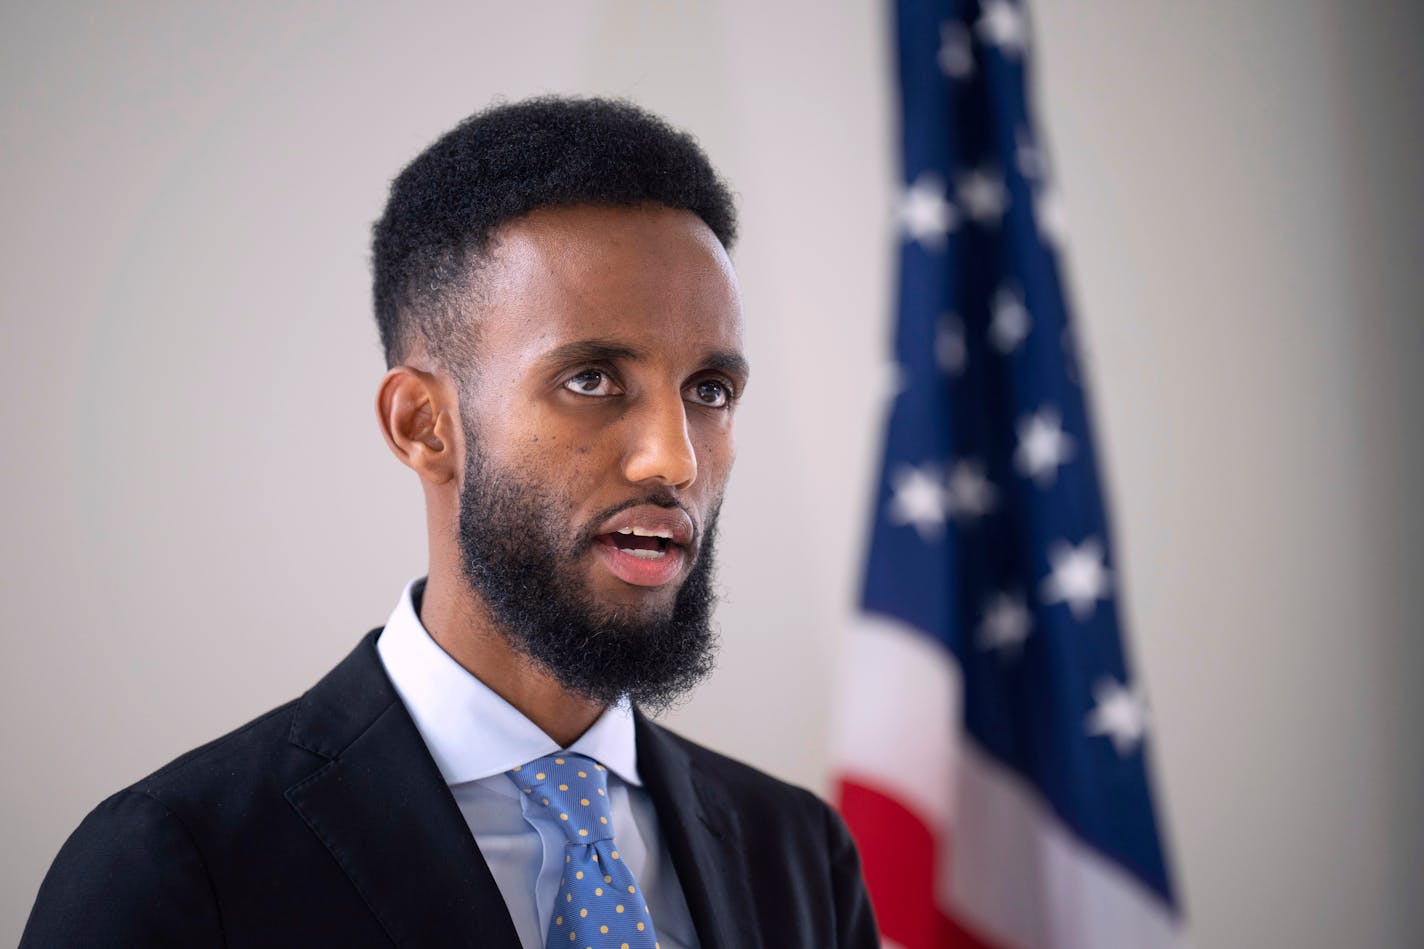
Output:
[508,753,660,949]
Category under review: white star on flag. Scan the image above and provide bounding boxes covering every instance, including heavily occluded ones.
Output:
[976,0,1028,58]
[957,167,1009,225]
[1042,537,1112,620]
[1015,127,1044,180]
[1085,677,1150,755]
[878,360,910,402]
[946,459,997,522]
[989,284,1032,353]
[938,21,974,79]
[978,591,1033,655]
[936,313,967,375]
[1033,181,1068,246]
[888,463,948,541]
[897,172,957,251]
[1015,405,1075,487]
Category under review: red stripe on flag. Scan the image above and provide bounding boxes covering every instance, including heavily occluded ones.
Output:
[837,777,1004,949]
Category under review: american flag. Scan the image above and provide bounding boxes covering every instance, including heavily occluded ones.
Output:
[832,2,1185,946]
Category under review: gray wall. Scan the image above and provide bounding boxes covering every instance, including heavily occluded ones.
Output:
[2,2,1419,946]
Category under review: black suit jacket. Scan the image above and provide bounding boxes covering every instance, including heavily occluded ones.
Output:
[22,631,878,947]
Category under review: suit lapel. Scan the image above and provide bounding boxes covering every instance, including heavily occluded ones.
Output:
[284,632,522,949]
[634,714,762,949]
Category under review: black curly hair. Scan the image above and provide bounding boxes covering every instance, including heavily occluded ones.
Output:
[371,96,738,371]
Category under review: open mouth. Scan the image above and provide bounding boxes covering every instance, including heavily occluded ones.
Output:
[589,506,696,587]
[596,527,676,560]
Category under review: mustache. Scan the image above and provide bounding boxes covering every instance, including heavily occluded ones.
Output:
[572,490,694,544]
[573,493,702,551]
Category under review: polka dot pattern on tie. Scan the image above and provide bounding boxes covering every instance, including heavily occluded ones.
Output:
[509,754,659,949]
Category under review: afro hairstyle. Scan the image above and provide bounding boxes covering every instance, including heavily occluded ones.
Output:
[370,96,739,371]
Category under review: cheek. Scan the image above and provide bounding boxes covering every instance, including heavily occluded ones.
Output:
[693,421,736,485]
[501,402,593,465]
[510,431,607,497]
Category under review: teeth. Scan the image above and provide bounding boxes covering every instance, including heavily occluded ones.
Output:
[614,526,674,539]
[622,548,666,560]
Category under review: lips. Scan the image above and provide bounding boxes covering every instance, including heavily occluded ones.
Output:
[591,504,696,587]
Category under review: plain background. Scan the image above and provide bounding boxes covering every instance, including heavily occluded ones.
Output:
[2,2,1420,946]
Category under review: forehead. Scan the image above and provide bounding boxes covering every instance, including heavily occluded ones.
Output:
[473,204,745,372]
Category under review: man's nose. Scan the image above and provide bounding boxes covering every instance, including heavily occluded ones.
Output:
[621,390,698,490]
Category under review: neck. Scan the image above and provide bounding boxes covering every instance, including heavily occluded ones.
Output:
[418,563,606,749]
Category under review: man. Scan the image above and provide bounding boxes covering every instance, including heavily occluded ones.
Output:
[22,97,877,947]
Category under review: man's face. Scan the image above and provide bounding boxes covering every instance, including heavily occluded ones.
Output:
[452,204,747,708]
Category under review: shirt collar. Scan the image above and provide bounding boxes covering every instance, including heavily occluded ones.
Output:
[376,577,641,789]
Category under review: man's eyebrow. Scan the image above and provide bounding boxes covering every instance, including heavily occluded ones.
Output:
[540,340,750,382]
[541,340,644,366]
[700,351,751,383]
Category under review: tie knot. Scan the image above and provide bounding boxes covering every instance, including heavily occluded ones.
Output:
[507,753,615,843]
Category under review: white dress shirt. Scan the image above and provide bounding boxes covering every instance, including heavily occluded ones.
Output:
[376,577,699,949]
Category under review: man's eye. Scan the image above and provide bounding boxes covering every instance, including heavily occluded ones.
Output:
[688,379,732,408]
[564,370,617,396]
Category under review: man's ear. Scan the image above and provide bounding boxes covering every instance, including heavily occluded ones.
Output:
[375,366,462,485]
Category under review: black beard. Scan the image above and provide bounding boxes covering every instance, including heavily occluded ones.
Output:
[455,447,721,714]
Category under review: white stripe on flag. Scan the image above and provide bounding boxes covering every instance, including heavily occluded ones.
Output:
[834,614,962,832]
[834,614,1186,949]
[950,739,1186,949]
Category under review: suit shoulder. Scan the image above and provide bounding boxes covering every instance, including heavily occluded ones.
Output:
[127,628,391,787]
[80,633,391,830]
[22,787,226,946]
[133,695,306,792]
